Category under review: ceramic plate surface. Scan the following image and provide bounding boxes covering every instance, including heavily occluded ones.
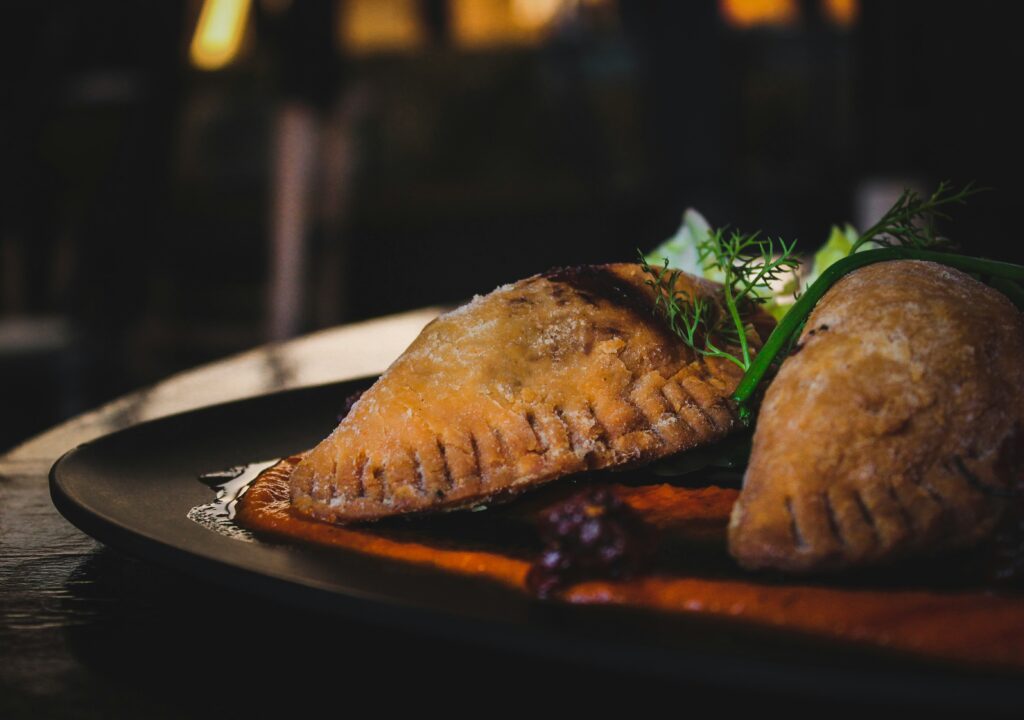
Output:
[50,377,1022,711]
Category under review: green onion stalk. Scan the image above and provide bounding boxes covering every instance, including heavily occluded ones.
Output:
[732,247,1024,422]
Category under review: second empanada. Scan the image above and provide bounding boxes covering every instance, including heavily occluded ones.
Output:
[729,260,1024,572]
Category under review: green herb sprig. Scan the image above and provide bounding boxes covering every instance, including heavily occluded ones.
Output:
[638,259,714,353]
[850,179,984,252]
[737,178,1021,418]
[640,229,799,375]
[643,181,1023,430]
[732,247,1024,413]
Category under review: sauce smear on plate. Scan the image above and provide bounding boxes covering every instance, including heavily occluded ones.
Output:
[228,456,1024,671]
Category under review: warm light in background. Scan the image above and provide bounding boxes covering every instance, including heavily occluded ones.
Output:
[719,0,799,29]
[450,0,574,48]
[190,0,252,70]
[332,0,616,54]
[511,0,565,28]
[339,0,425,55]
[822,0,859,28]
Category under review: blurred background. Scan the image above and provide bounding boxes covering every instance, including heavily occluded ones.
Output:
[1,0,1021,451]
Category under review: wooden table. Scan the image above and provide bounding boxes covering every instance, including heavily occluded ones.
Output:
[0,309,883,716]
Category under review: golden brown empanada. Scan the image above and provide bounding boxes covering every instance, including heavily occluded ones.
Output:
[729,260,1024,573]
[290,263,773,523]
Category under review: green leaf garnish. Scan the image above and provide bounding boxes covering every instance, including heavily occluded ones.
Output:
[640,181,1020,435]
[850,179,985,252]
[640,229,800,372]
[644,208,719,281]
[731,247,1024,412]
[802,223,865,291]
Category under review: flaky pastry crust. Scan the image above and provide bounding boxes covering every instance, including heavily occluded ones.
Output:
[729,260,1024,572]
[290,263,772,523]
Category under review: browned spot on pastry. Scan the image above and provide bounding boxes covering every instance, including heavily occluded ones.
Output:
[544,265,676,343]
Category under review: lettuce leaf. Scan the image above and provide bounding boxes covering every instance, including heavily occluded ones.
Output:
[645,212,869,325]
[644,209,724,284]
[802,223,864,290]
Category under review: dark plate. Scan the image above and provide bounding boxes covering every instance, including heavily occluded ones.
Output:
[50,377,1022,711]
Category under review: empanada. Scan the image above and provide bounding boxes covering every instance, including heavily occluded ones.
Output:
[729,260,1024,572]
[290,263,773,523]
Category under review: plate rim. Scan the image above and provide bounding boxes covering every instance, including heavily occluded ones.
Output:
[47,378,1024,710]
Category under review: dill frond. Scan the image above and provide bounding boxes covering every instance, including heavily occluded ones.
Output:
[639,228,801,372]
[851,180,985,252]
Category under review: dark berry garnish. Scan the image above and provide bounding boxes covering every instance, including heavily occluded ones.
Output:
[526,485,656,599]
